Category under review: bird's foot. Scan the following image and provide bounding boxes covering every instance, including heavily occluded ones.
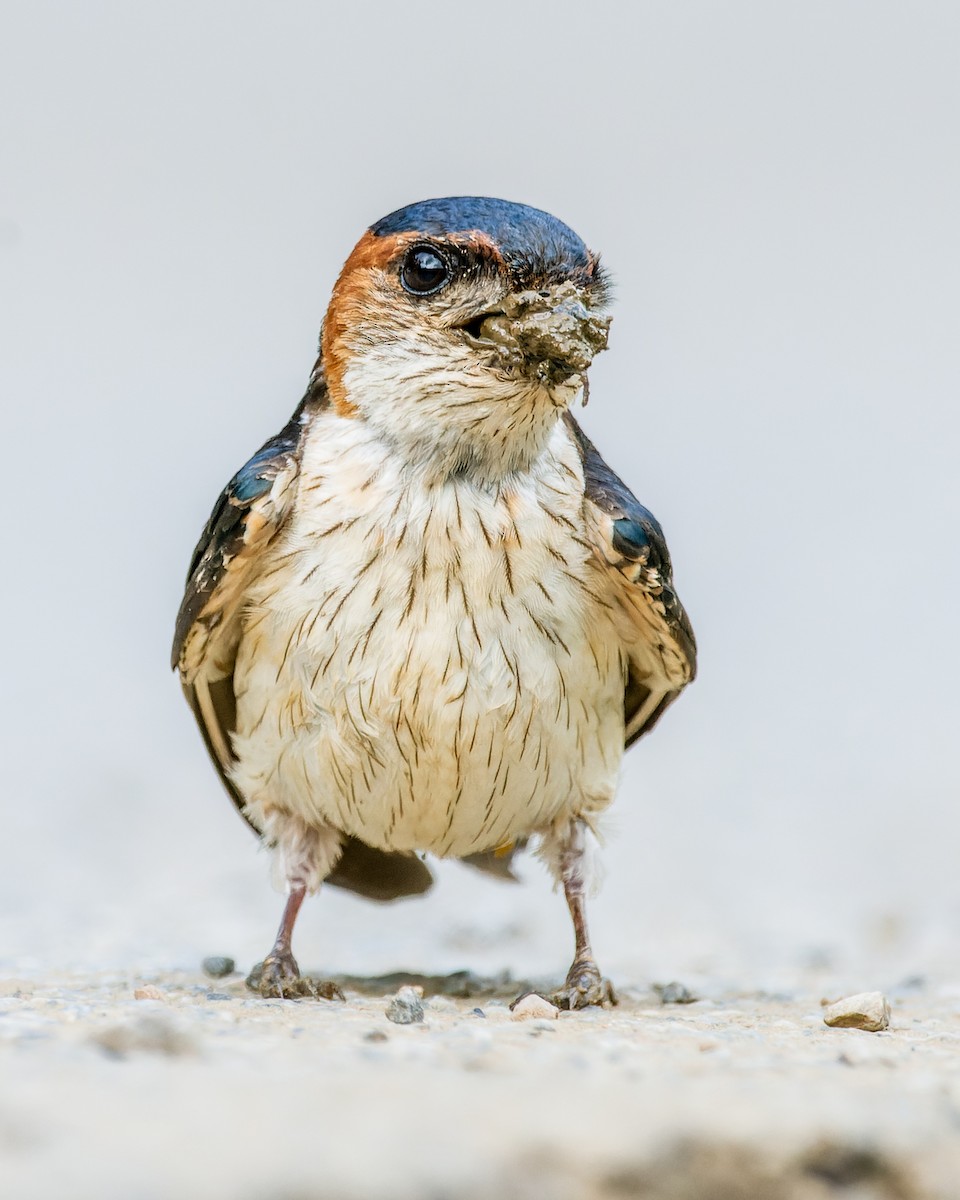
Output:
[551,958,617,1011]
[246,953,345,1001]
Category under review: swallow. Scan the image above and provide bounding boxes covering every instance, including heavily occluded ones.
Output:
[172,197,696,1008]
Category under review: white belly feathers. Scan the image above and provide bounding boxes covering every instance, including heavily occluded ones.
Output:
[229,413,626,858]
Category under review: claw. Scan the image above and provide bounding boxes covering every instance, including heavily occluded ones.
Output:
[310,979,346,1001]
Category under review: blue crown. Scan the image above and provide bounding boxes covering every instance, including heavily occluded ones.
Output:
[370,196,594,281]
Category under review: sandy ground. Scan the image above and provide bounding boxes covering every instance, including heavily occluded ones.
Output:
[5,762,960,1200]
[4,958,960,1200]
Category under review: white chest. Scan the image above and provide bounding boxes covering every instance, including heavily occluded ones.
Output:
[230,416,626,856]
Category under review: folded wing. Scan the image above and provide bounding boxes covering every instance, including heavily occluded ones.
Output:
[565,414,697,747]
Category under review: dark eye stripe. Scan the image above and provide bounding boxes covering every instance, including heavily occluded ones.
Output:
[400,245,452,296]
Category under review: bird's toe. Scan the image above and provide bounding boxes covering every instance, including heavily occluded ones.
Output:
[309,979,346,1001]
[247,954,344,1001]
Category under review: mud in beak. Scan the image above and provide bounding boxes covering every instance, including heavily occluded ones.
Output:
[460,281,611,387]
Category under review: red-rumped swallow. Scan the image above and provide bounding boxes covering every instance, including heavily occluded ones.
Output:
[173,197,696,1008]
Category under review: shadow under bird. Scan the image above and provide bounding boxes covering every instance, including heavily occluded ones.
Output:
[172,197,697,1008]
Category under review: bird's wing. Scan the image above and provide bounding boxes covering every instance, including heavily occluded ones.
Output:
[565,413,697,747]
[172,396,312,687]
[171,385,433,901]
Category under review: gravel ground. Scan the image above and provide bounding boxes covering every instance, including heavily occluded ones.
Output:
[4,775,960,1200]
[4,964,960,1199]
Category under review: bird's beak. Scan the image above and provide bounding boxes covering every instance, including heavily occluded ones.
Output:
[460,281,612,388]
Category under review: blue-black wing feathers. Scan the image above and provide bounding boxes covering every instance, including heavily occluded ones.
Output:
[565,413,696,746]
[172,396,311,670]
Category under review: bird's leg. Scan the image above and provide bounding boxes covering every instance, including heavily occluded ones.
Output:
[253,888,345,1002]
[550,820,616,1010]
[247,814,345,1001]
[254,885,311,997]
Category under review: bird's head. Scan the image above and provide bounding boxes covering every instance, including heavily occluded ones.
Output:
[319,197,611,481]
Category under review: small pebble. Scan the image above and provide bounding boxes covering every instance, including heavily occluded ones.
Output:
[653,981,697,1005]
[364,1030,388,1043]
[823,991,891,1032]
[202,956,235,979]
[510,993,560,1021]
[133,985,164,1001]
[385,986,425,1025]
[204,992,232,1002]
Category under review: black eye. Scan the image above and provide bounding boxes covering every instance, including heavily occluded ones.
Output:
[400,245,451,296]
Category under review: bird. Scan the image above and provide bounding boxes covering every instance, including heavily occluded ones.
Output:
[172,196,696,1009]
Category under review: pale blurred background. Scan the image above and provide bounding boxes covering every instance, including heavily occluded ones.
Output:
[2,1,957,990]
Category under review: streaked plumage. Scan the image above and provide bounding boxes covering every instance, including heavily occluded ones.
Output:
[173,197,696,1005]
